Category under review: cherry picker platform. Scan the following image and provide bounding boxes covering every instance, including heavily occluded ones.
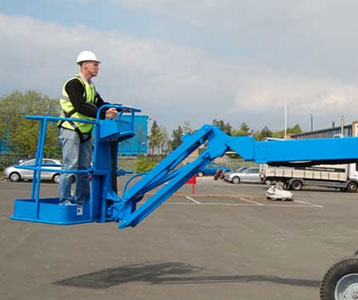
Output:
[10,105,358,230]
[9,105,358,299]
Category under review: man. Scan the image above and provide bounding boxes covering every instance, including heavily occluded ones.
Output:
[58,50,118,205]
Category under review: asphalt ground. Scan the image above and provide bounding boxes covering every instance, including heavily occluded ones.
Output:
[1,177,358,300]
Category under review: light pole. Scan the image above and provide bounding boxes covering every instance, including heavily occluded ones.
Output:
[310,113,313,132]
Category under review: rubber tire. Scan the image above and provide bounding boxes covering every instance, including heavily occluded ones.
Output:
[232,176,240,184]
[290,180,303,191]
[320,256,358,300]
[197,171,204,177]
[9,172,21,182]
[53,174,60,184]
[347,182,358,193]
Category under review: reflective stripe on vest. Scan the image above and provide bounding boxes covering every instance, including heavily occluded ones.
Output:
[59,74,97,133]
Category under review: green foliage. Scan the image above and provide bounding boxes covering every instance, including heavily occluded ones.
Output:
[148,120,170,154]
[232,122,251,136]
[0,90,61,157]
[170,125,183,150]
[272,124,304,138]
[212,119,232,135]
[149,120,162,154]
[136,156,158,173]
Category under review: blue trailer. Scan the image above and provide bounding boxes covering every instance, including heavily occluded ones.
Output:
[9,105,358,299]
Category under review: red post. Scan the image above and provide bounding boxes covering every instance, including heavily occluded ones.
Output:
[186,176,197,194]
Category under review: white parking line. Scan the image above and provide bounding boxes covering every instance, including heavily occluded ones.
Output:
[185,196,201,204]
[294,200,323,208]
[239,197,264,206]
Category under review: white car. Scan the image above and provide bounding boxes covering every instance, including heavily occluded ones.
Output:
[266,185,293,201]
[4,159,62,183]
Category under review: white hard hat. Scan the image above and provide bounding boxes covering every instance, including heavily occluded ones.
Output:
[76,50,101,65]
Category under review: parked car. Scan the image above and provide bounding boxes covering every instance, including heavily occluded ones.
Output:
[197,163,231,177]
[4,159,62,183]
[224,167,262,184]
[214,166,250,180]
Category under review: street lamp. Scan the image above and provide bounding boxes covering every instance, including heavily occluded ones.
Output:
[310,113,313,132]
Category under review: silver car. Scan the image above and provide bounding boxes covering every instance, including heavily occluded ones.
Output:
[4,159,62,183]
[224,167,262,184]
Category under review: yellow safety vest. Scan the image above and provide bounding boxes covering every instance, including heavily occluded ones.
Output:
[59,74,98,133]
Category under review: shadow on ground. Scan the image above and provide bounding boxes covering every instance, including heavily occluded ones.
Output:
[53,262,320,289]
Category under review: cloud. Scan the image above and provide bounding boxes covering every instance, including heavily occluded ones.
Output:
[0,12,358,132]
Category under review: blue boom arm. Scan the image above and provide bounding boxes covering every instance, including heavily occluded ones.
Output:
[117,125,358,229]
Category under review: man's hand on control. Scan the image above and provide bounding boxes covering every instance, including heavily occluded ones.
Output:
[105,107,118,119]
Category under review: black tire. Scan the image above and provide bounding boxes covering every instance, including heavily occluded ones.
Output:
[52,174,60,184]
[232,176,240,184]
[320,256,358,300]
[9,172,21,182]
[197,171,204,177]
[347,182,358,193]
[290,180,303,191]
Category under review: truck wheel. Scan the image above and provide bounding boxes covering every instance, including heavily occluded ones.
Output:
[320,256,358,300]
[197,171,204,177]
[347,182,358,193]
[232,176,240,184]
[290,180,303,191]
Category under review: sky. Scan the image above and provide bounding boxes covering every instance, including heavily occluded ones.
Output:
[1,0,358,133]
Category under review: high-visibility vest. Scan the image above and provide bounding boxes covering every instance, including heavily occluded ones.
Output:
[59,74,98,133]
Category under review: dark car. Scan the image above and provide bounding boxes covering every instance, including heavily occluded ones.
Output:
[197,163,231,177]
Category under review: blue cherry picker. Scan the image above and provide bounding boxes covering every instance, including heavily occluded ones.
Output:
[10,105,358,300]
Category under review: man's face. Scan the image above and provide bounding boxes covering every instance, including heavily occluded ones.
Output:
[83,61,99,77]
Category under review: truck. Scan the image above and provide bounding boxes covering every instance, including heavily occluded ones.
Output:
[261,163,358,192]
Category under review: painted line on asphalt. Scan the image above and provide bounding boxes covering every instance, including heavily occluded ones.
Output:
[185,196,201,204]
[166,202,321,208]
[294,200,324,208]
[240,197,264,206]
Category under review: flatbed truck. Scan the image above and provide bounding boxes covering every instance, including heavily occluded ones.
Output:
[261,163,358,192]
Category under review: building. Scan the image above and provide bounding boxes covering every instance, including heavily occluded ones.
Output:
[118,115,148,156]
[292,121,358,139]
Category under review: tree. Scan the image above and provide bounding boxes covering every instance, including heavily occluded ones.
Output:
[170,125,183,150]
[253,126,273,140]
[212,119,232,135]
[0,90,61,157]
[182,120,193,134]
[232,122,251,136]
[272,124,304,138]
[148,120,162,155]
[159,126,170,154]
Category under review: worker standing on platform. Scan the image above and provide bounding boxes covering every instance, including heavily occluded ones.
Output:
[58,50,118,205]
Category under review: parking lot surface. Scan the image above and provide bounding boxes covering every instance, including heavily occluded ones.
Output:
[1,177,358,300]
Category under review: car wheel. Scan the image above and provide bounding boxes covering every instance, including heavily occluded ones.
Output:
[290,180,303,191]
[53,174,60,184]
[232,176,240,184]
[9,172,21,182]
[347,182,358,193]
[197,171,204,177]
[320,256,358,300]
